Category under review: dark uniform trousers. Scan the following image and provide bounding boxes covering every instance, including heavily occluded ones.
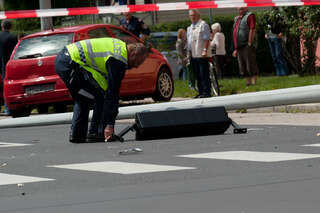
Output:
[55,47,104,138]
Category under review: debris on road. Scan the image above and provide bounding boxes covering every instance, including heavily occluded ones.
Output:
[119,148,143,155]
[0,162,8,168]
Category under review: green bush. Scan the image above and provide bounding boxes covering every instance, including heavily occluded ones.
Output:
[12,18,40,36]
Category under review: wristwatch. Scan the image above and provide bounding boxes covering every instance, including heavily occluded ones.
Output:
[203,48,207,51]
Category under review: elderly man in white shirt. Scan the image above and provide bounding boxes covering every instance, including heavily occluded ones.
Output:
[210,22,226,79]
[187,9,212,98]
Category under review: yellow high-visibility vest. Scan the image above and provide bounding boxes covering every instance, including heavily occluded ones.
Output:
[66,38,128,91]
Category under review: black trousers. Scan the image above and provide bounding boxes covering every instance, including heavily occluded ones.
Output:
[55,48,104,138]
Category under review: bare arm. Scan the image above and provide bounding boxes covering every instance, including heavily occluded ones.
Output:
[248,28,255,46]
[202,40,210,57]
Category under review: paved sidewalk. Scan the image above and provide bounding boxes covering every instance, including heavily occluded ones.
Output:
[168,98,320,113]
[229,112,320,126]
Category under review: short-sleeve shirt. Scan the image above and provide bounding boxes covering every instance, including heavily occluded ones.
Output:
[187,20,211,51]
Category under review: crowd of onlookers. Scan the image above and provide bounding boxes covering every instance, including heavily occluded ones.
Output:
[175,7,258,98]
[174,7,289,98]
[0,6,290,116]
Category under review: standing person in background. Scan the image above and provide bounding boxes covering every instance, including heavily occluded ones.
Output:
[265,14,289,76]
[210,23,226,79]
[187,9,212,98]
[120,12,150,42]
[176,28,188,80]
[0,20,18,115]
[232,7,259,86]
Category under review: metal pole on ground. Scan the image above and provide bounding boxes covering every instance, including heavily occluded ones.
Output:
[0,85,320,129]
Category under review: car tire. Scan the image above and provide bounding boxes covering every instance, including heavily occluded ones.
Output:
[152,67,174,102]
[11,108,31,118]
[37,105,49,114]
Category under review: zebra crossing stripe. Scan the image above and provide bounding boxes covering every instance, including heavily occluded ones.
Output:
[0,173,54,186]
[48,161,196,174]
[178,151,320,162]
[0,142,32,148]
[301,144,320,147]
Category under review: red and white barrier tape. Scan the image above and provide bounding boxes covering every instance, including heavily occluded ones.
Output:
[1,0,319,20]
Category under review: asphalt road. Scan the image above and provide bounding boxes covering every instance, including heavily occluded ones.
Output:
[1,113,320,213]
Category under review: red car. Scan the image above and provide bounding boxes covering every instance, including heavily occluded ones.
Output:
[4,24,174,117]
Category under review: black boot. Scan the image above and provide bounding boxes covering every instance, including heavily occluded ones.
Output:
[86,133,105,143]
[69,132,86,143]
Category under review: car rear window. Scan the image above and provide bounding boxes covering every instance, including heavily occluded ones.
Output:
[109,27,140,44]
[13,33,73,60]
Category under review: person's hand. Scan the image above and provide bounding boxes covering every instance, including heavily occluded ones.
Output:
[201,49,207,57]
[232,50,237,58]
[104,125,114,140]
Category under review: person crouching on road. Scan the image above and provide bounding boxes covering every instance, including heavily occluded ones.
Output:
[55,38,149,143]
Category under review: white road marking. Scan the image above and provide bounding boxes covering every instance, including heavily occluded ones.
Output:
[0,142,32,148]
[0,173,54,186]
[178,151,320,162]
[301,144,320,147]
[48,161,196,174]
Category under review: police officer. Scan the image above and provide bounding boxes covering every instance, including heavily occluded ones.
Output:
[120,12,150,41]
[55,38,149,143]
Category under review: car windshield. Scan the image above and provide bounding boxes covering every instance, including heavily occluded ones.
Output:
[13,33,73,60]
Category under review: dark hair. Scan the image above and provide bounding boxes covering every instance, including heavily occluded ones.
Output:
[2,20,12,30]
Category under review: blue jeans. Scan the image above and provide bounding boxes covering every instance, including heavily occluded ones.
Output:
[191,57,211,96]
[55,48,104,138]
[178,65,187,80]
[267,38,289,76]
[1,73,10,115]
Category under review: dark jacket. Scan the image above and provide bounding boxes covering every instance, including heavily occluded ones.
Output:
[0,31,17,77]
[120,16,150,38]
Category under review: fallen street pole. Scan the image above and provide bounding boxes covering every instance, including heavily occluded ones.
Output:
[0,84,320,129]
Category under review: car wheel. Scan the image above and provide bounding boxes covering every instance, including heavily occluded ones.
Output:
[152,67,174,102]
[37,105,49,114]
[11,108,31,118]
[54,103,67,113]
